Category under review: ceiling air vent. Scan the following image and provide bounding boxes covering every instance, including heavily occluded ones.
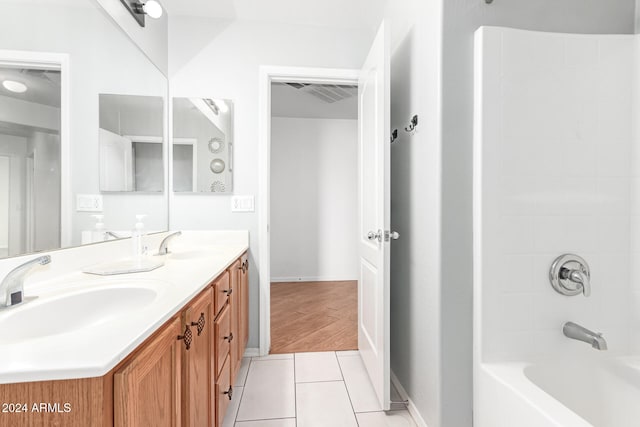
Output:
[282,82,357,104]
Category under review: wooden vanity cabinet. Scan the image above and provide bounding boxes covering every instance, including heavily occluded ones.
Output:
[114,316,182,427]
[0,252,249,427]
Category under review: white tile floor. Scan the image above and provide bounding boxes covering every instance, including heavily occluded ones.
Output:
[223,351,417,427]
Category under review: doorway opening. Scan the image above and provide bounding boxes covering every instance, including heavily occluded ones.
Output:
[0,56,67,257]
[269,81,359,354]
[258,67,360,356]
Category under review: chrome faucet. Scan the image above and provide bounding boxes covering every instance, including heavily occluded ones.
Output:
[156,231,182,255]
[0,255,51,308]
[563,321,607,350]
[104,231,122,240]
[549,254,591,297]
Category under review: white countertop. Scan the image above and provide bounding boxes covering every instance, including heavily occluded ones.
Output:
[0,235,248,384]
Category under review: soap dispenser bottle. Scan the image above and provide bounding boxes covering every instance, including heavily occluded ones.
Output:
[131,214,147,261]
[92,215,105,242]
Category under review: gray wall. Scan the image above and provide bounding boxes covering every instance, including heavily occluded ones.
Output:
[440,1,635,426]
[384,0,444,426]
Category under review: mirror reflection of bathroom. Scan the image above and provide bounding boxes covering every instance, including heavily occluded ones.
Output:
[172,97,234,193]
[99,94,164,192]
[0,65,61,258]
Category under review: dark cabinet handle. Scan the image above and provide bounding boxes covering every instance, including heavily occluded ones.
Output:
[177,325,193,350]
[239,260,248,273]
[223,288,233,296]
[223,385,233,400]
[224,332,234,342]
[191,312,205,336]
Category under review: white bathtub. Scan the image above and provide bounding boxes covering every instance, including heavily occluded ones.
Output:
[475,358,640,427]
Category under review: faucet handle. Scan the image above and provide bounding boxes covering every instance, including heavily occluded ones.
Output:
[550,254,591,297]
[567,269,590,297]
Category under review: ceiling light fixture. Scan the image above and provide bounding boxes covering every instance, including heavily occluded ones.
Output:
[216,100,229,114]
[120,0,163,27]
[2,80,27,93]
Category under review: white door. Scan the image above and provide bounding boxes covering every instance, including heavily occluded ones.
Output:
[358,21,390,411]
[99,128,133,191]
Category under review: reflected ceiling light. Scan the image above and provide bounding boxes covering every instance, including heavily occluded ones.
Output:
[216,100,229,114]
[139,1,163,19]
[2,80,27,93]
[120,0,163,27]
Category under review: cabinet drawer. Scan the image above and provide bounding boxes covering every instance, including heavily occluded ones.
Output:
[215,355,232,427]
[213,271,230,315]
[214,303,231,378]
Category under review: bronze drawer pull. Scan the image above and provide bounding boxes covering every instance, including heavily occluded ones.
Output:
[177,325,193,350]
[223,385,233,400]
[191,312,206,336]
[224,332,234,342]
[223,288,233,295]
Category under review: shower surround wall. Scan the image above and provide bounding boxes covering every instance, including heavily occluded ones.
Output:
[474,26,637,366]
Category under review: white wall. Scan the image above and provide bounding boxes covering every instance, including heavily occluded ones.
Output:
[169,18,372,348]
[475,24,634,366]
[0,96,60,132]
[270,117,357,282]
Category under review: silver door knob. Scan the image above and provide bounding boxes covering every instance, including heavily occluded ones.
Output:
[367,230,382,242]
[386,231,400,241]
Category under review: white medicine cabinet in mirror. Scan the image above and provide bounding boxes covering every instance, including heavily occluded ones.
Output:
[0,0,169,259]
[172,98,234,193]
[99,94,164,192]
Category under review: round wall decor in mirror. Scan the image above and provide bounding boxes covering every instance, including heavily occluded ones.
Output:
[208,137,225,153]
[211,181,225,192]
[210,158,226,174]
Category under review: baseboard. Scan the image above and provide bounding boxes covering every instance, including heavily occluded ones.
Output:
[243,347,260,357]
[391,370,429,427]
[270,276,358,283]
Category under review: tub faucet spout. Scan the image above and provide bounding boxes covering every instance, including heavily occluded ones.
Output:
[563,321,607,350]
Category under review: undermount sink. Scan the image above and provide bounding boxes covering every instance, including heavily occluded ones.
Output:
[0,285,159,343]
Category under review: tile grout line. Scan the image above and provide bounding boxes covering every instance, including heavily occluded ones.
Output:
[335,351,360,427]
[234,358,252,426]
[293,353,298,427]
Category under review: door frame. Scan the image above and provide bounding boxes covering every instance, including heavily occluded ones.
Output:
[0,50,70,247]
[258,66,359,356]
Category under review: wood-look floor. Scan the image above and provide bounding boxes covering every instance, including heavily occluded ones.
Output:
[270,280,358,354]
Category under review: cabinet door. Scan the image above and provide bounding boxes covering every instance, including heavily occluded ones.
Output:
[213,271,230,316]
[229,259,242,382]
[114,317,182,427]
[214,303,232,378]
[182,288,214,427]
[240,253,249,354]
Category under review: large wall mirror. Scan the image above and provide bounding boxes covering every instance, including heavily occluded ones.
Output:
[0,0,168,259]
[172,98,234,193]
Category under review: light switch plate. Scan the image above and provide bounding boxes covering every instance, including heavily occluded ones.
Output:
[76,194,103,212]
[231,195,255,212]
